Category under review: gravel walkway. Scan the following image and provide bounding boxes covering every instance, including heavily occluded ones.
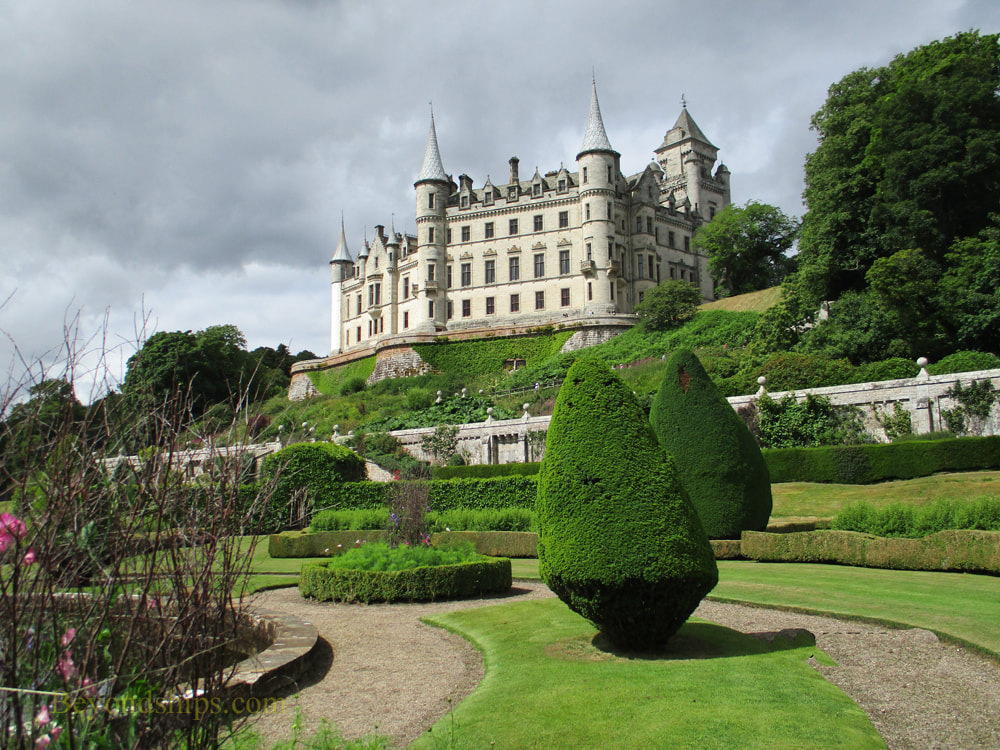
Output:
[247,582,1000,749]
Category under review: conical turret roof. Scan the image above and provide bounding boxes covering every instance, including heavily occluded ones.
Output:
[330,217,353,264]
[659,106,717,151]
[416,112,449,183]
[577,80,618,158]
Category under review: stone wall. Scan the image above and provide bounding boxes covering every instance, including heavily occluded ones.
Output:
[287,373,319,401]
[367,345,436,385]
[560,322,634,352]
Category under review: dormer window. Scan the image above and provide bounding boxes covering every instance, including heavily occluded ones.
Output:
[558,179,566,193]
[460,195,469,209]
[532,183,541,197]
[484,189,494,206]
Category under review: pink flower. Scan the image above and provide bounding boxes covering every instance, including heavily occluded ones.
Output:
[23,549,36,565]
[146,598,158,610]
[35,736,51,749]
[56,652,76,681]
[0,534,11,553]
[35,705,50,726]
[0,513,26,539]
[60,628,76,647]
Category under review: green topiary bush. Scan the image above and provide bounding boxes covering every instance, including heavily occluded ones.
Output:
[537,358,717,650]
[260,442,367,531]
[650,349,772,539]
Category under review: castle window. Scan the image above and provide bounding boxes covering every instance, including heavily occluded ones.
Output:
[608,203,612,220]
[635,216,642,233]
[668,230,675,248]
[560,288,570,307]
[670,267,675,279]
[460,195,469,209]
[558,179,566,193]
[446,265,452,288]
[585,203,591,221]
[428,263,436,282]
[447,229,452,244]
[462,299,471,318]
[368,284,374,307]
[509,256,520,281]
[648,255,655,279]
[429,193,435,209]
[608,165,612,182]
[559,211,568,228]
[532,182,541,197]
[356,325,361,341]
[461,262,471,287]
[637,258,644,279]
[484,190,494,206]
[646,217,653,234]
[368,321,372,336]
[374,283,381,306]
[510,293,520,313]
[403,311,409,329]
[509,218,518,235]
[485,259,495,284]
[356,295,361,316]
[461,226,471,243]
[533,253,545,278]
[586,242,592,260]
[447,301,454,319]
[684,236,690,252]
[638,292,644,304]
[709,203,717,219]
[403,277,410,298]
[429,227,435,243]
[429,300,435,318]
[374,257,378,269]
[655,227,660,243]
[486,296,495,315]
[535,291,545,310]
[559,249,570,275]
[587,282,592,301]
[533,215,543,232]
[485,221,494,239]
[582,166,588,184]
[610,282,614,300]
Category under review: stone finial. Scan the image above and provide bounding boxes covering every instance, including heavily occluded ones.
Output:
[461,387,467,399]
[522,403,531,421]
[916,357,930,380]
[485,407,494,425]
[436,390,443,404]
[479,389,484,394]
[333,424,340,436]
[755,376,767,398]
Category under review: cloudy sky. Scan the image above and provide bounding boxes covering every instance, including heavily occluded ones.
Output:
[2,0,998,402]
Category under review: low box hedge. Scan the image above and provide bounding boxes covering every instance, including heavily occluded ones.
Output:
[269,530,538,559]
[319,476,538,513]
[710,540,742,559]
[764,436,1000,484]
[741,529,1000,574]
[299,557,512,603]
[433,463,542,480]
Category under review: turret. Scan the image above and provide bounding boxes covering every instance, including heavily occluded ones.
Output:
[576,80,620,314]
[329,218,354,355]
[414,112,450,331]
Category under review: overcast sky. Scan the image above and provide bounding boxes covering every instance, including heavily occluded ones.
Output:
[2,0,999,402]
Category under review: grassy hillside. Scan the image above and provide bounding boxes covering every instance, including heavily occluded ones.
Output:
[700,286,783,314]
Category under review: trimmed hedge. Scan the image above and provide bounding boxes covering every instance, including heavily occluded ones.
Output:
[764,436,1000,484]
[741,529,1000,574]
[710,540,743,559]
[299,557,512,603]
[650,348,772,538]
[433,463,541,480]
[538,358,717,650]
[319,476,537,513]
[311,507,536,533]
[269,530,537,558]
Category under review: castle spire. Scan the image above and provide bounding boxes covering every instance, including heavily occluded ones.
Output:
[416,110,449,184]
[330,215,352,264]
[577,79,617,158]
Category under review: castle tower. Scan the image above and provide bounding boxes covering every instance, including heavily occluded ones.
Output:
[329,218,354,355]
[577,80,621,314]
[654,104,729,220]
[414,113,450,331]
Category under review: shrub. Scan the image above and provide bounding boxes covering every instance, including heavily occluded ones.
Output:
[633,280,702,329]
[432,463,541,480]
[928,351,1000,375]
[833,497,1000,537]
[321,476,538,514]
[260,442,367,531]
[299,542,511,603]
[406,387,434,410]
[752,393,870,448]
[754,351,855,391]
[650,348,772,539]
[311,507,389,531]
[537,358,717,650]
[855,357,918,383]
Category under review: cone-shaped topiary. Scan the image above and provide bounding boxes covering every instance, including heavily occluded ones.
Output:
[650,348,772,539]
[537,358,718,650]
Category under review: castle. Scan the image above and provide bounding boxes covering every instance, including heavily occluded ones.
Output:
[326,82,730,356]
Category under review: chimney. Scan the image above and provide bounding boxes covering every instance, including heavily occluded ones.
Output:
[509,156,519,184]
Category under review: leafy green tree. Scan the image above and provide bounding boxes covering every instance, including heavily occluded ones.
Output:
[693,201,799,297]
[634,280,702,330]
[537,358,717,649]
[798,31,1000,306]
[938,217,1000,353]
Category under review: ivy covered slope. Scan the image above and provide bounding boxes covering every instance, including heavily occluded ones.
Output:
[537,358,717,650]
[650,348,772,539]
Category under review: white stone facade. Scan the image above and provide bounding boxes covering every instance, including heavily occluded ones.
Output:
[327,83,730,356]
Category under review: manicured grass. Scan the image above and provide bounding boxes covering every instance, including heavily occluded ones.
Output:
[713,561,1000,659]
[771,471,1000,519]
[412,598,883,750]
[700,286,783,314]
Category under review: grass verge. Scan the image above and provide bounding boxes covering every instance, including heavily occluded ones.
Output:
[411,598,883,749]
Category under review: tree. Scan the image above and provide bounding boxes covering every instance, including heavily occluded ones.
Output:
[634,280,702,330]
[938,216,1000,353]
[693,201,799,297]
[649,349,772,538]
[797,31,1000,307]
[536,358,717,650]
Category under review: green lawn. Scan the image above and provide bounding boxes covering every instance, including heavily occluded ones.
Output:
[771,470,1000,519]
[411,598,883,750]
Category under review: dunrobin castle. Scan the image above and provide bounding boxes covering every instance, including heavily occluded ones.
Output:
[291,82,731,395]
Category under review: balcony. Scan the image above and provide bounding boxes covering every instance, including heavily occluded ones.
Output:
[423,279,439,293]
[579,259,596,274]
[607,261,621,277]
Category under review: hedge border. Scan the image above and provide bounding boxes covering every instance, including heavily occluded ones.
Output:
[741,529,1000,574]
[269,530,537,559]
[298,557,512,603]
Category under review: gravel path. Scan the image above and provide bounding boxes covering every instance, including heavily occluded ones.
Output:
[247,582,1000,749]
